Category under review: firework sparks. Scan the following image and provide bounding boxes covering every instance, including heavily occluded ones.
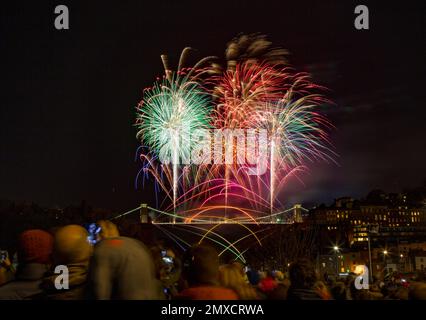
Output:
[135,34,336,227]
[136,73,212,217]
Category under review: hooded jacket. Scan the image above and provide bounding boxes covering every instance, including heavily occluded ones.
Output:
[40,262,89,300]
[88,237,164,300]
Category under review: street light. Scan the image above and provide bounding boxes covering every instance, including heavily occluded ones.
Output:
[333,246,340,276]
[400,254,405,272]
[383,250,388,273]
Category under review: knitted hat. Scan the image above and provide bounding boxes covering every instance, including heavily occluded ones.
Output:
[18,229,54,264]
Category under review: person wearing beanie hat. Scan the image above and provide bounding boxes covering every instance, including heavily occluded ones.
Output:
[40,225,92,300]
[177,244,238,300]
[0,229,53,300]
[18,229,54,264]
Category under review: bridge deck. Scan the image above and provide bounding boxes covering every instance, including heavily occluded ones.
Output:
[152,221,293,225]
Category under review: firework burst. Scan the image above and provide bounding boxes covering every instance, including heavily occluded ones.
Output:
[136,74,212,163]
[135,35,336,223]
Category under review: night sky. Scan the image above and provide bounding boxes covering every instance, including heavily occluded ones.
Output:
[1,0,425,211]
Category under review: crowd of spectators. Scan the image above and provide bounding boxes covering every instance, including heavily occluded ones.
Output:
[1,218,426,300]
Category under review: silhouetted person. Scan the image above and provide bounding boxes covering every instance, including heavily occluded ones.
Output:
[178,244,238,300]
[259,270,278,294]
[409,283,426,300]
[287,259,323,300]
[331,282,348,300]
[88,236,163,300]
[0,230,53,299]
[41,225,92,300]
[219,264,259,299]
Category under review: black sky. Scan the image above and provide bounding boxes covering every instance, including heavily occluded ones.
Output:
[0,0,425,211]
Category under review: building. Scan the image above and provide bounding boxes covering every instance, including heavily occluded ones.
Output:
[412,250,426,271]
[309,196,426,248]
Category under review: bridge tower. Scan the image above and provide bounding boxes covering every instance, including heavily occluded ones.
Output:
[139,203,150,223]
[293,204,303,223]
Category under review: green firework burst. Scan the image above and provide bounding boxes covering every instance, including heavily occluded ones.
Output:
[136,74,212,164]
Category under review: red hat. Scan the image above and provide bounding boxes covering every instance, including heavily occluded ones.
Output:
[18,229,53,264]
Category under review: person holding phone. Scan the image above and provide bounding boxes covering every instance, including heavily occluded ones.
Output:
[0,230,53,300]
[0,250,15,286]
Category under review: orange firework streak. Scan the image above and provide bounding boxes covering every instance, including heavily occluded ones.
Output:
[184,205,259,224]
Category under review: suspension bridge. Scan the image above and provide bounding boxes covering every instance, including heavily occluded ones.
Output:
[111,203,309,225]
